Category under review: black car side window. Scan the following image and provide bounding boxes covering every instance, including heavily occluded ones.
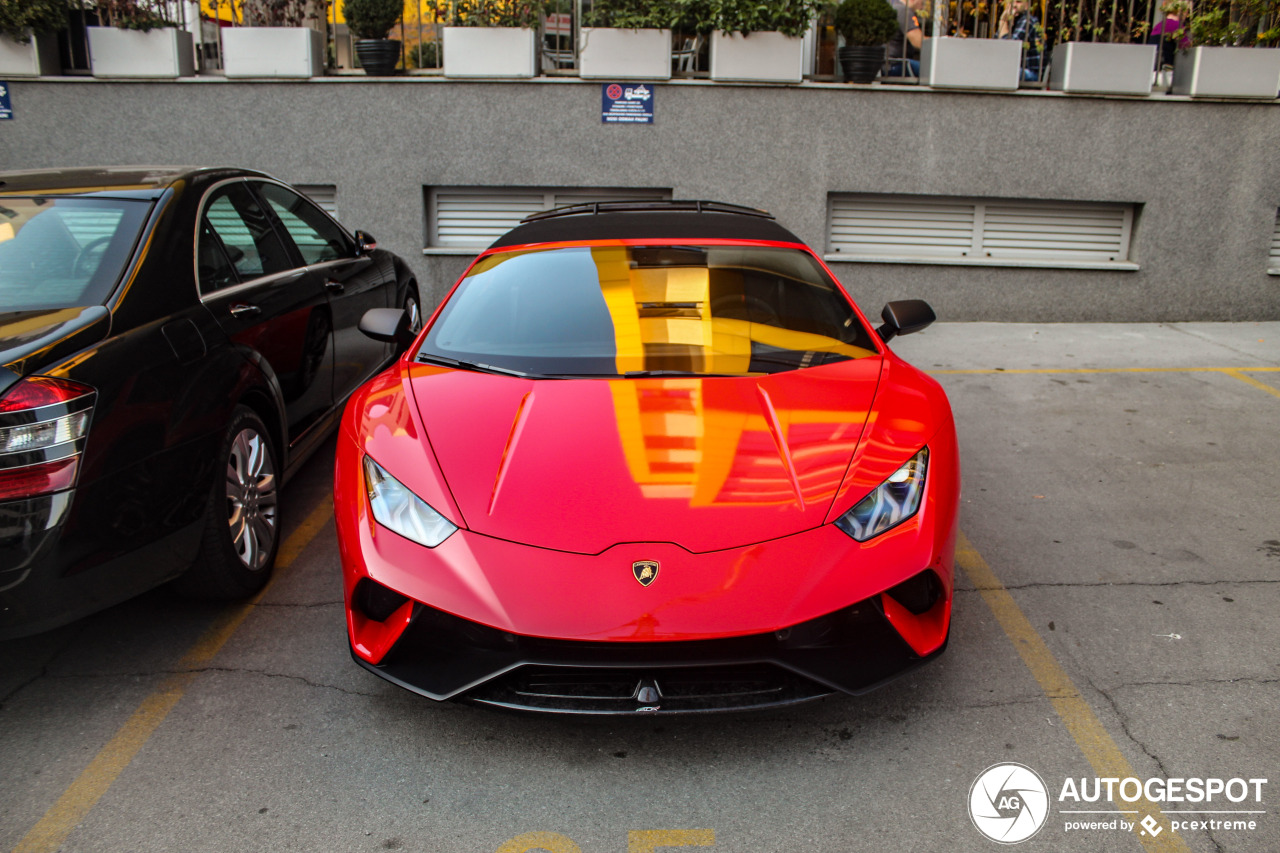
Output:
[255,183,354,266]
[201,183,294,288]
[198,219,240,294]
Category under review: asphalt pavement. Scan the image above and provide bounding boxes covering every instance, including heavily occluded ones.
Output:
[1,321,1276,853]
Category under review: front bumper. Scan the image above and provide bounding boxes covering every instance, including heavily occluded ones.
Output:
[353,587,948,713]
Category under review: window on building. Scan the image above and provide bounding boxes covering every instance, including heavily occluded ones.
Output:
[425,187,672,252]
[1269,209,1280,275]
[826,194,1138,269]
[296,185,338,220]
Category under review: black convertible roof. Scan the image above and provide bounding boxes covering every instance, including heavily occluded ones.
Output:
[489,200,805,249]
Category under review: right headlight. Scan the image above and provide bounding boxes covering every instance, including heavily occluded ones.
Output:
[363,456,457,548]
[834,447,928,542]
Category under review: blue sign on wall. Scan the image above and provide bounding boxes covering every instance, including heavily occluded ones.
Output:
[0,82,12,121]
[601,83,654,124]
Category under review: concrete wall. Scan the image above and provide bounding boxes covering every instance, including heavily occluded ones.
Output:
[2,77,1278,321]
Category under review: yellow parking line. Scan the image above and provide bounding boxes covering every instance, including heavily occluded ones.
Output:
[956,531,1190,853]
[929,366,1280,375]
[1222,369,1280,400]
[11,496,334,853]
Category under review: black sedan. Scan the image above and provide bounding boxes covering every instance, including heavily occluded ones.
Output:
[0,166,419,637]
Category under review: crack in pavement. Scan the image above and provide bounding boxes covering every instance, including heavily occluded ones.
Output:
[1109,676,1279,691]
[196,665,379,697]
[1164,324,1280,366]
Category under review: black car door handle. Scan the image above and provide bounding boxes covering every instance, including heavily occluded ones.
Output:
[324,280,346,295]
[229,303,261,317]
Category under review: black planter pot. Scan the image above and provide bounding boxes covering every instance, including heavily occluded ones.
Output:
[839,45,886,83]
[355,38,401,76]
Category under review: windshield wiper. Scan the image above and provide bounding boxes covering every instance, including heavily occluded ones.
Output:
[415,352,533,378]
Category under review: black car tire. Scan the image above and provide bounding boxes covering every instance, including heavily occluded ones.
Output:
[403,285,422,337]
[173,406,281,599]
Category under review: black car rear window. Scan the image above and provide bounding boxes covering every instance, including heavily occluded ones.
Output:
[419,245,878,377]
[0,197,152,309]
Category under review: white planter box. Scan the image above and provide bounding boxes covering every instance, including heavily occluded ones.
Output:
[578,28,672,80]
[1050,42,1157,95]
[709,31,804,83]
[88,26,195,78]
[222,27,323,78]
[1172,46,1280,99]
[0,31,60,77]
[920,37,1021,90]
[443,27,537,78]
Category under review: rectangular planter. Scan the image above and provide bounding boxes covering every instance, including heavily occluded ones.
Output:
[1050,42,1157,95]
[222,27,324,78]
[0,31,61,77]
[88,26,195,78]
[443,27,537,78]
[919,37,1021,90]
[578,28,672,80]
[709,31,804,83]
[1171,46,1280,99]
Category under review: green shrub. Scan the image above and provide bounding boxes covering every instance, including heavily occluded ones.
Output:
[583,0,684,29]
[0,0,69,42]
[447,0,543,27]
[705,0,824,37]
[835,0,898,45]
[407,39,440,66]
[343,0,402,39]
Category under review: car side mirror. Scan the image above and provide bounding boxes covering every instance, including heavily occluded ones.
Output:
[354,230,377,256]
[359,307,416,351]
[877,300,936,343]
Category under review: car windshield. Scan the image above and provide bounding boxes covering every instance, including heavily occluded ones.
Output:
[0,196,152,310]
[419,244,878,377]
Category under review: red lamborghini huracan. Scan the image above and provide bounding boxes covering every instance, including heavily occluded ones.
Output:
[334,201,959,714]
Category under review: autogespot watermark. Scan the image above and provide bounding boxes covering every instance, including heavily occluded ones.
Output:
[968,764,1269,844]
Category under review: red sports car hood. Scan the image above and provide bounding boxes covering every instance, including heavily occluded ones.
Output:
[407,357,885,554]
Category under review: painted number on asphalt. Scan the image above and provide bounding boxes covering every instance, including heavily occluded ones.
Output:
[497,829,715,852]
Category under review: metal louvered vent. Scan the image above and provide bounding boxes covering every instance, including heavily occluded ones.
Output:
[427,187,671,250]
[1270,209,1280,274]
[827,195,1136,268]
[297,184,337,218]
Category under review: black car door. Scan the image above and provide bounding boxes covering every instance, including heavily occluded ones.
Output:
[250,181,392,404]
[197,180,334,444]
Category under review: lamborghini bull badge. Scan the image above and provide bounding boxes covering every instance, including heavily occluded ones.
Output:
[632,560,659,587]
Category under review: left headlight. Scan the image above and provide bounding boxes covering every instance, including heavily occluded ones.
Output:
[835,447,928,542]
[363,456,457,548]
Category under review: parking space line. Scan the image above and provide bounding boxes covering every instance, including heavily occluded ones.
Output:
[11,496,334,853]
[1222,368,1280,400]
[956,531,1191,853]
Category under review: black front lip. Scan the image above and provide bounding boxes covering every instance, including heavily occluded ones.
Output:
[352,595,948,714]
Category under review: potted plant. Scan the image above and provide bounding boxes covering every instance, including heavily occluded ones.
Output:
[834,0,898,83]
[708,0,822,83]
[0,0,66,77]
[1172,0,1280,97]
[578,0,681,80]
[88,0,195,78]
[1046,0,1158,95]
[221,0,326,78]
[442,0,541,78]
[344,0,403,75]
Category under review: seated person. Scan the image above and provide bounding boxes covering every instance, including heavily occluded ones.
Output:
[885,0,924,78]
[998,0,1042,81]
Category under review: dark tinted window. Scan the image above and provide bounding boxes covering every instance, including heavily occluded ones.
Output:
[255,183,353,265]
[201,183,292,288]
[0,196,151,309]
[420,245,877,377]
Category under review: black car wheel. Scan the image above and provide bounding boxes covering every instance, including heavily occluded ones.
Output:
[404,287,422,334]
[174,406,280,599]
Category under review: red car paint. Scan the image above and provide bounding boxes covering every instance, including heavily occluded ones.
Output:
[335,232,959,707]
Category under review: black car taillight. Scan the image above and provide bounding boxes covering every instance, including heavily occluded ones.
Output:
[0,377,96,502]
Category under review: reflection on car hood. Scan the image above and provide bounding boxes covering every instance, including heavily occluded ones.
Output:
[407,358,885,554]
[0,307,111,392]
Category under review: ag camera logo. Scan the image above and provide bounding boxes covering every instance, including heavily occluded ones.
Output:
[969,763,1050,844]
